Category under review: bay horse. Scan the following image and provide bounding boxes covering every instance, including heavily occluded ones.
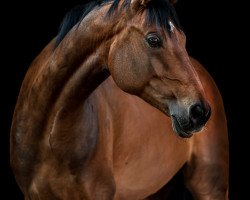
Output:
[10,0,229,199]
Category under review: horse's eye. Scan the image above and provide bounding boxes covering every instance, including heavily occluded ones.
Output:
[146,33,162,48]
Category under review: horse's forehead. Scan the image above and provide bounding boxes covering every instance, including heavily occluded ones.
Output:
[132,16,173,32]
[138,16,175,34]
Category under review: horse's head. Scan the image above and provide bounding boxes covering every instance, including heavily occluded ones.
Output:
[108,0,211,138]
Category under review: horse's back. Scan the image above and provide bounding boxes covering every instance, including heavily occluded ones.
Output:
[10,40,57,193]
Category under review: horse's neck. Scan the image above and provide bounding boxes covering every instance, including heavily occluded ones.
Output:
[37,8,121,108]
[11,3,123,183]
[50,12,119,112]
[13,5,120,140]
[51,45,110,112]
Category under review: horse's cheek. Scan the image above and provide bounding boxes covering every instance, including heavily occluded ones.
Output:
[108,48,149,94]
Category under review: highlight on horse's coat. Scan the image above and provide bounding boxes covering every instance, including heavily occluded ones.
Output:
[10,0,229,199]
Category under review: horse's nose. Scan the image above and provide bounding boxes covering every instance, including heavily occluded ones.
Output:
[170,101,211,138]
[189,102,211,127]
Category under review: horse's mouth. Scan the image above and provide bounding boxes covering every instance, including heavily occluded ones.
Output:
[171,116,193,138]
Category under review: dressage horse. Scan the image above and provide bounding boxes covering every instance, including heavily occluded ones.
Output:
[10,0,229,199]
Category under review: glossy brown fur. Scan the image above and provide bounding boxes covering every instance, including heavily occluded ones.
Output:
[10,0,228,199]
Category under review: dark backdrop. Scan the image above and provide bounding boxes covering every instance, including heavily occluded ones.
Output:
[1,0,246,199]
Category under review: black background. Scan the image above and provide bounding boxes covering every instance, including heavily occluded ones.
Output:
[1,0,247,199]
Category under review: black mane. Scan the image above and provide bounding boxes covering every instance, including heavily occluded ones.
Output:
[56,0,181,46]
[55,0,105,46]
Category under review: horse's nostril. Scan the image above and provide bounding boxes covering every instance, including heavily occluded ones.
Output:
[189,102,211,126]
[190,104,204,119]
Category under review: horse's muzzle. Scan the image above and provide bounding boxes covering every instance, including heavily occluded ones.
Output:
[171,102,211,138]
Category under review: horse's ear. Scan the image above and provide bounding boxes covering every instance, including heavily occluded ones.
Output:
[131,0,151,10]
[141,0,151,7]
[169,0,178,4]
[131,0,177,9]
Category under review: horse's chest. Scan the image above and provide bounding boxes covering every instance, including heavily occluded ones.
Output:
[111,113,191,199]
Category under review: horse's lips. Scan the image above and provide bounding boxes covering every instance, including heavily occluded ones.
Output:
[171,115,193,138]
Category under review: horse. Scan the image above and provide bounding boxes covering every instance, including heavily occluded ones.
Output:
[10,0,229,199]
